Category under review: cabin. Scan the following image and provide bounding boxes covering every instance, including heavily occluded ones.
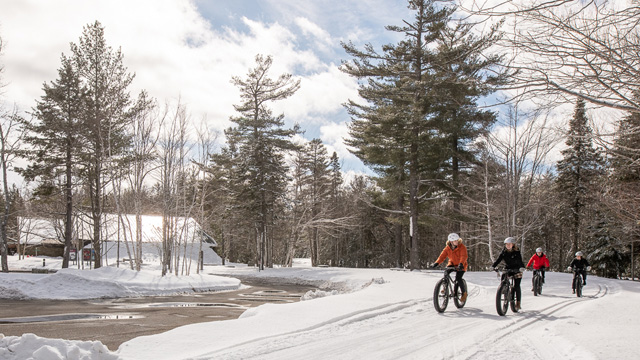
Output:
[17,214,220,265]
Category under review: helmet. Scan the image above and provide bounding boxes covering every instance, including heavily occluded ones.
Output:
[536,247,543,253]
[447,233,460,242]
[575,251,583,257]
[504,237,515,244]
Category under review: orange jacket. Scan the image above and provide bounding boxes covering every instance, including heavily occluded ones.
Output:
[435,240,468,271]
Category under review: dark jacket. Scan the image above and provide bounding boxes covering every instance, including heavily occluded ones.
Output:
[569,258,590,270]
[492,247,525,270]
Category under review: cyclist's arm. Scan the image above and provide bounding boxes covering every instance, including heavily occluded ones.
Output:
[435,247,450,266]
[491,251,504,268]
[526,256,534,268]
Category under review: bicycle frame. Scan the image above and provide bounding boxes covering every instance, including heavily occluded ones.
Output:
[433,267,467,313]
[532,269,543,296]
[572,268,584,297]
[495,268,519,316]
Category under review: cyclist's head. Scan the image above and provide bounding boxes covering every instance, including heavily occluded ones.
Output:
[575,251,583,257]
[536,247,543,254]
[504,237,515,250]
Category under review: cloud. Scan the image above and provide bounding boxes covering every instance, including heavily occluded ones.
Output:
[1,0,396,184]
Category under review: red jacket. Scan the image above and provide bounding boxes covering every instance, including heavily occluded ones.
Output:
[435,240,468,271]
[527,253,550,270]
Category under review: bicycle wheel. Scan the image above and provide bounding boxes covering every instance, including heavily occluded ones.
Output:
[575,274,583,297]
[496,282,509,316]
[509,287,518,313]
[433,279,449,313]
[453,279,467,308]
[537,275,543,295]
[533,275,540,296]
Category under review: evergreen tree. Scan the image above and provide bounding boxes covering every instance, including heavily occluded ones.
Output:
[70,21,146,268]
[303,139,331,266]
[341,0,502,268]
[19,55,86,269]
[555,99,604,261]
[608,97,640,274]
[226,54,300,270]
[585,214,629,278]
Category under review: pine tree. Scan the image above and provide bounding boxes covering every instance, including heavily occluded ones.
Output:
[304,139,332,266]
[555,99,604,261]
[226,54,300,270]
[341,0,502,268]
[608,97,640,275]
[585,214,629,278]
[19,55,86,269]
[70,21,146,268]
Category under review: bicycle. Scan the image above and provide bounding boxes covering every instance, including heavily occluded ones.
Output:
[494,267,523,316]
[571,267,584,297]
[531,267,544,296]
[433,266,467,313]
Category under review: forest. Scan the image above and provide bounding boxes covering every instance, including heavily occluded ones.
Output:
[0,0,638,279]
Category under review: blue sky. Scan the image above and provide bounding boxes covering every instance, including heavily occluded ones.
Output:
[0,0,421,180]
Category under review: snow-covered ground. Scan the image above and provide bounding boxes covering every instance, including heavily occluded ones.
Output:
[1,255,638,359]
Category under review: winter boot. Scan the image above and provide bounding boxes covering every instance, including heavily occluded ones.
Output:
[515,301,521,311]
[572,289,575,294]
[460,292,468,302]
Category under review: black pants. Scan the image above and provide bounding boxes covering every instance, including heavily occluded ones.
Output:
[455,270,466,293]
[572,270,587,288]
[514,277,522,302]
[532,269,546,286]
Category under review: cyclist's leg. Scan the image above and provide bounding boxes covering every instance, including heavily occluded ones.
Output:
[582,270,587,285]
[455,270,466,294]
[541,269,545,283]
[514,277,522,302]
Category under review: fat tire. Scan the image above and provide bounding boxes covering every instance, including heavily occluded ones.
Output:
[576,274,583,298]
[533,275,540,296]
[453,279,467,308]
[496,282,509,316]
[433,279,448,313]
[538,275,543,295]
[510,288,518,313]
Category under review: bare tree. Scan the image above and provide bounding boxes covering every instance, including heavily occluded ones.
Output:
[463,0,640,113]
[483,103,561,257]
[126,96,163,271]
[0,103,25,272]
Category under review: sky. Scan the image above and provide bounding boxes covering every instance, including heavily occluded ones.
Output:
[1,255,638,359]
[0,0,420,182]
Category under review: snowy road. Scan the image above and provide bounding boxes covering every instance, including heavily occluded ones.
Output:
[118,267,636,360]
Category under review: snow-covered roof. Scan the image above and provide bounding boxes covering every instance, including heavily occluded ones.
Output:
[18,214,217,247]
[17,218,63,245]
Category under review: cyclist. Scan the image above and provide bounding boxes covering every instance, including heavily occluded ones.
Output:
[492,237,525,310]
[431,233,468,302]
[569,251,591,293]
[527,247,550,290]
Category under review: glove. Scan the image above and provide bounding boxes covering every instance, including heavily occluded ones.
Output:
[430,263,439,269]
[519,267,526,273]
[567,266,572,272]
[457,263,464,271]
[587,266,591,271]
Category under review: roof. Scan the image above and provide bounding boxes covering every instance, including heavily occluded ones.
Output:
[18,214,217,247]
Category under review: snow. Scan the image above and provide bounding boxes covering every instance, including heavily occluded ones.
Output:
[1,255,638,359]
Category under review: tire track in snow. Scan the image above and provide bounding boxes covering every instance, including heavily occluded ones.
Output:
[456,283,610,359]
[195,298,429,359]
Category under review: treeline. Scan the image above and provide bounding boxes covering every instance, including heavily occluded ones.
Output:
[0,1,638,278]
